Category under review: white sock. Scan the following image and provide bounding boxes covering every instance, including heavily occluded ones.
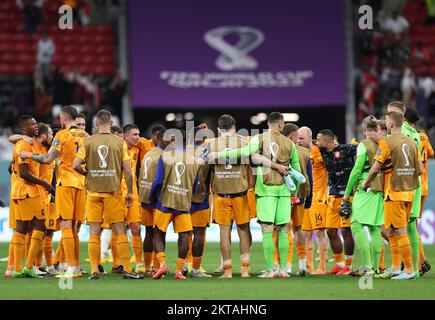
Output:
[101,228,112,258]
[337,262,345,267]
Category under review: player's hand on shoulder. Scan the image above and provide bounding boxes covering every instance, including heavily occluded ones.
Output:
[19,151,32,159]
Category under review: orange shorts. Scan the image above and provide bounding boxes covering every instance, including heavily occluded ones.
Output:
[302,200,327,231]
[191,208,210,228]
[45,202,58,230]
[212,194,250,226]
[326,196,351,229]
[141,206,156,227]
[15,196,45,221]
[154,209,192,233]
[420,196,427,218]
[291,203,305,228]
[55,186,85,222]
[384,200,412,229]
[247,188,257,218]
[86,195,127,224]
[9,198,16,229]
[126,201,141,224]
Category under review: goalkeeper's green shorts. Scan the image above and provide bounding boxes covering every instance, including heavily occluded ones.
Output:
[256,196,291,225]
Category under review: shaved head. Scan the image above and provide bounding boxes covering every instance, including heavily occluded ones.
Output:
[297,126,312,149]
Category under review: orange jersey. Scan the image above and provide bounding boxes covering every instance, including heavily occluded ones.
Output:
[137,137,155,163]
[51,127,89,189]
[121,145,140,199]
[310,146,328,202]
[11,140,43,200]
[420,132,434,196]
[375,139,421,202]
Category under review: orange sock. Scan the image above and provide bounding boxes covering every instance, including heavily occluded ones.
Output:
[306,242,314,271]
[35,246,43,268]
[25,231,32,259]
[117,233,132,273]
[418,235,425,265]
[176,258,186,273]
[25,230,44,269]
[318,243,328,271]
[12,232,26,272]
[61,227,76,267]
[144,252,152,269]
[334,252,344,264]
[111,233,121,267]
[296,243,306,260]
[187,232,193,264]
[272,231,279,265]
[7,241,14,271]
[157,252,166,266]
[379,243,385,270]
[88,234,100,274]
[345,256,353,267]
[43,235,53,267]
[397,233,413,273]
[53,239,62,264]
[192,256,202,270]
[153,251,160,268]
[72,227,80,267]
[287,232,294,265]
[132,235,143,264]
[388,234,401,270]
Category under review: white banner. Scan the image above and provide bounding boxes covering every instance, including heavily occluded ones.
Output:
[1,207,433,244]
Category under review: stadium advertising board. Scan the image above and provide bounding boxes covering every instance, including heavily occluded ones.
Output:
[128,0,346,108]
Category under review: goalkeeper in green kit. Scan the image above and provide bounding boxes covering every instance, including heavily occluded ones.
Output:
[341,116,384,276]
[208,112,302,278]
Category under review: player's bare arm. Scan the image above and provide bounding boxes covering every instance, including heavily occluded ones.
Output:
[251,153,288,175]
[8,134,34,145]
[73,157,87,176]
[362,161,383,191]
[18,163,52,193]
[123,159,134,208]
[19,148,60,164]
[7,161,12,175]
[418,160,424,176]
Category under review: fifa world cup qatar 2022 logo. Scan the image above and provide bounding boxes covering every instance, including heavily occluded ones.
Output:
[204,26,264,71]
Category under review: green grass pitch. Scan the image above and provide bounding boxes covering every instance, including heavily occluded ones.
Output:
[0,242,434,300]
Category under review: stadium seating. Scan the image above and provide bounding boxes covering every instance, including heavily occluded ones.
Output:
[0,0,116,77]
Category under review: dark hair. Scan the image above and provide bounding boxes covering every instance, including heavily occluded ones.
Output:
[50,123,62,136]
[110,125,123,134]
[157,128,166,141]
[404,107,419,124]
[17,115,34,130]
[282,123,299,137]
[61,105,78,120]
[151,125,166,135]
[267,112,284,124]
[37,122,50,137]
[123,124,139,134]
[187,126,206,144]
[76,112,86,120]
[318,129,335,140]
[96,109,111,125]
[218,114,236,130]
